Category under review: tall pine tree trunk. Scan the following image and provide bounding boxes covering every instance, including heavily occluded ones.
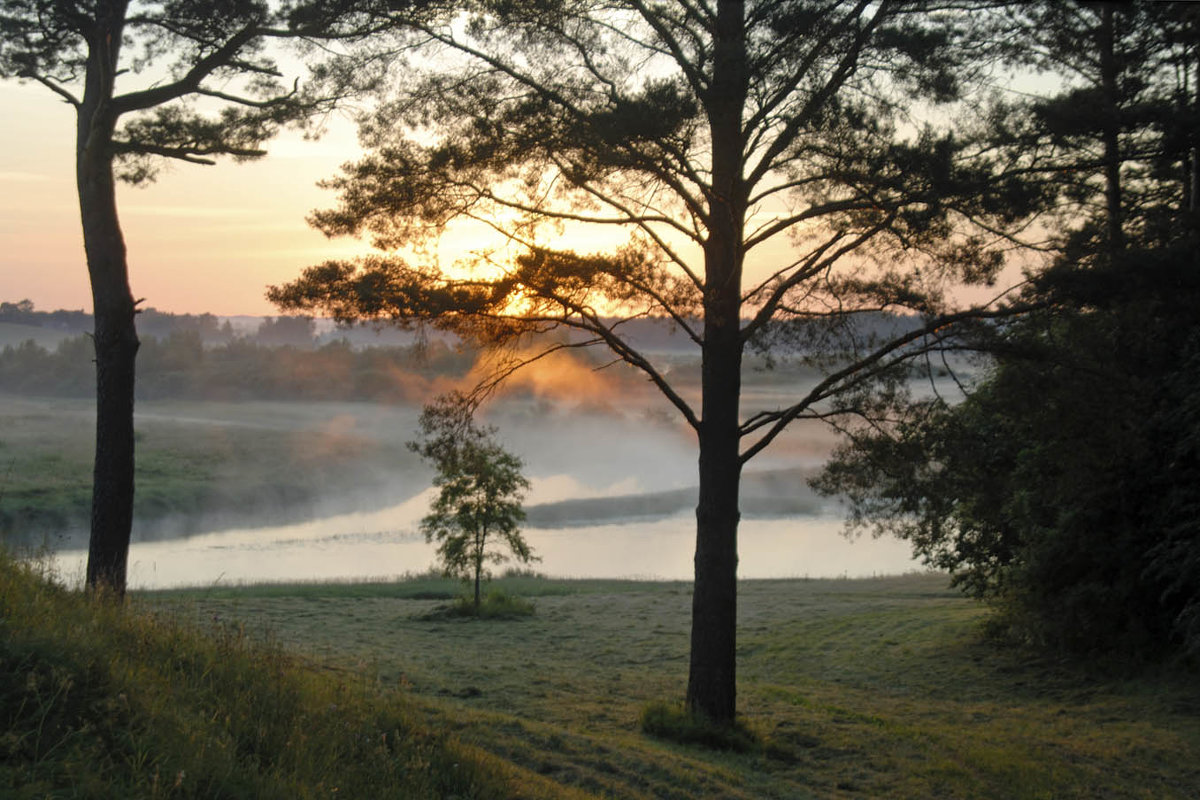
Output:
[686,0,747,724]
[1098,3,1124,252]
[1189,21,1200,215]
[687,322,743,722]
[79,6,138,599]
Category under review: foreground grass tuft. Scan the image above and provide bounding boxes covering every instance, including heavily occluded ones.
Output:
[0,551,580,799]
[424,589,537,620]
[639,700,759,752]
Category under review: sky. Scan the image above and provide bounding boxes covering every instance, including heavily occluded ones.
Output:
[0,81,370,317]
[0,68,1037,319]
[0,77,672,319]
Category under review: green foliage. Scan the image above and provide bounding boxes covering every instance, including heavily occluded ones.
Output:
[410,394,536,608]
[639,700,758,753]
[816,1,1200,662]
[0,549,525,799]
[989,2,1194,244]
[818,248,1200,660]
[0,0,378,181]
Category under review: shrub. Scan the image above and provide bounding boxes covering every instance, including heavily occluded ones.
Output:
[426,589,536,620]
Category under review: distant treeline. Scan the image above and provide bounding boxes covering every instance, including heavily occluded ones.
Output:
[1,298,330,346]
[0,299,92,332]
[0,299,483,401]
[1,299,926,402]
[0,330,476,402]
[3,298,922,354]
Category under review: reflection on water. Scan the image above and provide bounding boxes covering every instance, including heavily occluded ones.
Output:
[48,495,921,591]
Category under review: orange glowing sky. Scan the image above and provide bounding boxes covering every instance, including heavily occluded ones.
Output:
[0,81,371,317]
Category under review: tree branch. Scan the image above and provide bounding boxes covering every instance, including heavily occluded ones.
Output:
[113,23,262,113]
[738,302,1039,465]
[29,74,81,107]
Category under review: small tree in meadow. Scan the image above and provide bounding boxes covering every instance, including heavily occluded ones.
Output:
[409,394,535,611]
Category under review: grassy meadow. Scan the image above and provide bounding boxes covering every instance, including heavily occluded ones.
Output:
[141,573,1200,799]
[0,394,425,548]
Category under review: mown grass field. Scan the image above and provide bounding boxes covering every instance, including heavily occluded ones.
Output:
[144,573,1200,799]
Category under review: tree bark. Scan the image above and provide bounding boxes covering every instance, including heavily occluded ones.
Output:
[686,0,747,724]
[1190,25,1200,214]
[80,3,138,599]
[474,527,484,609]
[687,326,743,722]
[1098,3,1124,252]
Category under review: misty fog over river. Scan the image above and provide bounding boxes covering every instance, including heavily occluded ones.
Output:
[53,506,918,590]
[42,356,945,590]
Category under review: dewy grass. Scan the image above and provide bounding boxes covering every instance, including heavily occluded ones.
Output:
[145,572,1200,799]
[0,549,583,799]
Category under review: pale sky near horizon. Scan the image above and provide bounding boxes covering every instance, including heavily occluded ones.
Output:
[1,80,371,317]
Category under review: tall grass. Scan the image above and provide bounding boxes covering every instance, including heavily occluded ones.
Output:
[0,551,585,799]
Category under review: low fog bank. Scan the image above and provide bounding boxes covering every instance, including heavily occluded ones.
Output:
[114,393,842,553]
[30,364,928,587]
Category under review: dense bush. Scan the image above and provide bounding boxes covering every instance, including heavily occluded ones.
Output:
[817,249,1200,660]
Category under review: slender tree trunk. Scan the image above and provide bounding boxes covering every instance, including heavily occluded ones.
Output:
[80,4,138,599]
[474,528,483,610]
[686,0,747,724]
[1190,37,1200,214]
[1098,3,1124,252]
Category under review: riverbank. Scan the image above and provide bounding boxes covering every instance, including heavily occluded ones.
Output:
[0,395,428,548]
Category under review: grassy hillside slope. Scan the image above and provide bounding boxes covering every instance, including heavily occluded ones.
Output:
[0,553,591,799]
